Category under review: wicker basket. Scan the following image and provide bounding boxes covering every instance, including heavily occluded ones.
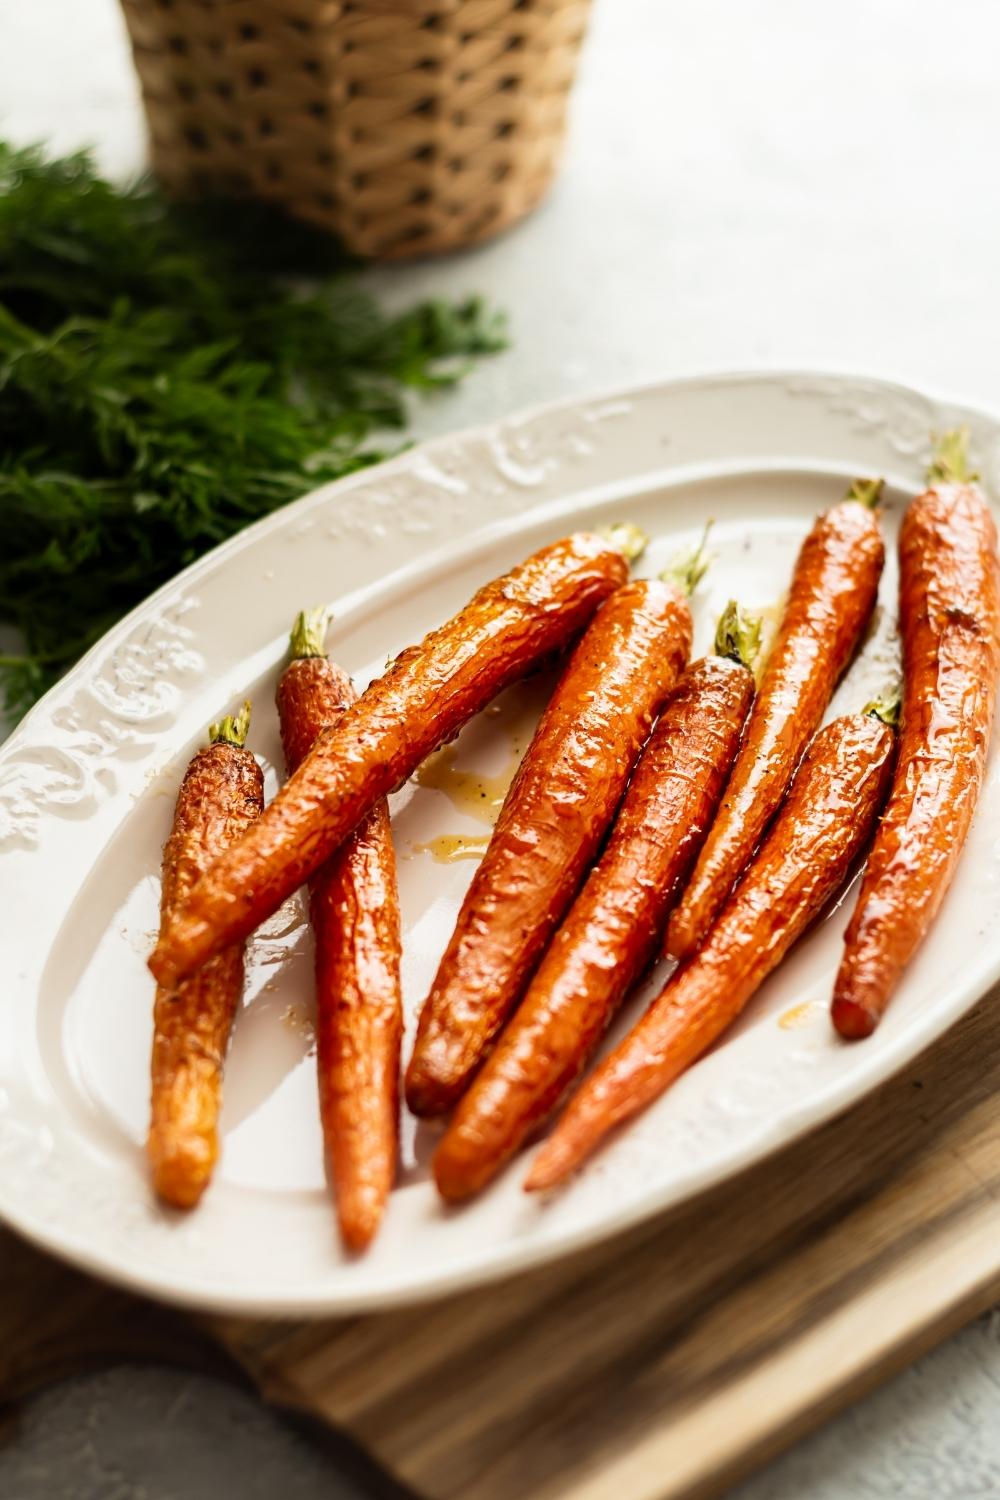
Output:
[119,0,592,260]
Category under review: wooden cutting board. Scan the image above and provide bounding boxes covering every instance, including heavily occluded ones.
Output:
[4,987,1000,1500]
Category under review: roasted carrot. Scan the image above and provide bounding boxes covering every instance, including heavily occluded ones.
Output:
[276,610,402,1252]
[147,702,264,1208]
[150,533,628,990]
[833,432,1000,1039]
[433,601,758,1199]
[528,707,896,1191]
[406,542,710,1120]
[666,479,885,962]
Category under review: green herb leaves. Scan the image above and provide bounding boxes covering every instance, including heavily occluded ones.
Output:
[0,142,506,718]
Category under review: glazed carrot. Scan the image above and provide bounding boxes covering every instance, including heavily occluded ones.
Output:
[147,703,264,1208]
[666,479,885,962]
[406,545,709,1120]
[528,708,896,1191]
[276,610,402,1252]
[149,533,628,989]
[433,602,759,1200]
[833,432,1000,1039]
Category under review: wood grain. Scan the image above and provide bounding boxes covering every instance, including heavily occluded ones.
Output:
[4,987,1000,1500]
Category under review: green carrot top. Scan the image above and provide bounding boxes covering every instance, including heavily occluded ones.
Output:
[288,607,331,662]
[660,521,714,598]
[599,522,649,564]
[209,700,252,748]
[928,427,978,486]
[714,599,762,672]
[864,692,901,728]
[844,477,884,510]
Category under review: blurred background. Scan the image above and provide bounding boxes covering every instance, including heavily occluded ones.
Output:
[4,1,1000,1496]
[5,0,1000,437]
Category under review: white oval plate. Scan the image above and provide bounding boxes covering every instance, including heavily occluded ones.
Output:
[4,370,1000,1317]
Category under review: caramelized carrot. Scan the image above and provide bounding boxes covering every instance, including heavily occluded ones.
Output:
[277,611,402,1252]
[406,571,695,1118]
[150,533,628,989]
[528,708,896,1191]
[147,703,264,1208]
[666,480,885,962]
[433,602,758,1200]
[833,431,1000,1038]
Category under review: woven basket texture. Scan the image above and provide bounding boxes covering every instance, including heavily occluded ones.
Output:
[119,0,592,259]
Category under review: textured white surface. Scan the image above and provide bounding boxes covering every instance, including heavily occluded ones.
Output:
[4,0,1000,1494]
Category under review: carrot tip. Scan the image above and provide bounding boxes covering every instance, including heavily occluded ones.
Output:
[523,1144,576,1194]
[334,1176,390,1253]
[433,1159,474,1204]
[340,1215,382,1254]
[149,1139,214,1210]
[663,917,696,966]
[403,1065,452,1120]
[149,945,183,989]
[831,996,878,1040]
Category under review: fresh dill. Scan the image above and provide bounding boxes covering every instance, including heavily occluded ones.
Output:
[0,141,506,718]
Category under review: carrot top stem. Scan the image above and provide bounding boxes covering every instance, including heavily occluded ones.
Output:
[714,599,762,671]
[599,522,649,564]
[928,427,978,486]
[864,692,901,728]
[289,606,331,661]
[209,700,252,748]
[845,477,885,510]
[660,520,714,597]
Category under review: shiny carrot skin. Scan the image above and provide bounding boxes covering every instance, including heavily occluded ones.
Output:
[406,578,693,1119]
[147,707,264,1208]
[666,487,884,962]
[150,534,627,989]
[833,442,1000,1039]
[433,654,753,1200]
[529,711,895,1191]
[277,627,402,1252]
